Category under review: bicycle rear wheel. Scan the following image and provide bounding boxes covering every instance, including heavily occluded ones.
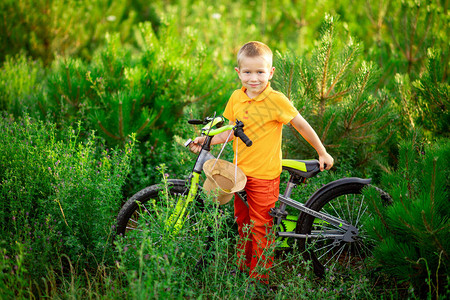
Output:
[296,183,390,277]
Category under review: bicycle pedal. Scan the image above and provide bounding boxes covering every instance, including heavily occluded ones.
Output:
[269,207,288,219]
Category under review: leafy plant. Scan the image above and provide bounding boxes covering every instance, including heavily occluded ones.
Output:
[0,53,44,115]
[0,114,133,281]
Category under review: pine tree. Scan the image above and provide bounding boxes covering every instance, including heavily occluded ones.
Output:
[383,0,446,79]
[412,48,449,137]
[364,132,449,298]
[273,15,394,172]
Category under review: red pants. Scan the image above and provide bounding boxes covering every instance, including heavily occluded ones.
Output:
[234,176,280,283]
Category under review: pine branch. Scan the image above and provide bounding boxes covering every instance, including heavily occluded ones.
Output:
[430,157,436,224]
[298,61,312,99]
[386,17,408,59]
[408,5,420,68]
[368,195,389,230]
[190,85,223,104]
[287,62,294,100]
[404,146,414,201]
[352,113,389,131]
[344,100,366,130]
[319,23,334,101]
[365,0,377,26]
[321,112,336,142]
[62,94,74,106]
[136,118,150,135]
[356,68,370,103]
[421,210,449,260]
[66,66,72,95]
[75,86,80,107]
[320,43,331,100]
[325,88,351,102]
[131,99,136,117]
[149,105,164,128]
[352,134,375,141]
[379,124,395,146]
[97,120,120,140]
[118,101,124,140]
[414,9,433,59]
[325,44,357,99]
[372,226,385,241]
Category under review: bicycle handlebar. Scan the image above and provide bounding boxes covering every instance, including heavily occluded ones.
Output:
[186,115,253,148]
[234,121,252,147]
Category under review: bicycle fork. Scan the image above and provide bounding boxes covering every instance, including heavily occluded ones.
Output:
[164,149,214,233]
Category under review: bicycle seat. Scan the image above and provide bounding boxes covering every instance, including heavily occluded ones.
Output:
[282,159,320,179]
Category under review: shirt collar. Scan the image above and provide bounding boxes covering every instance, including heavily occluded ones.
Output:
[238,83,273,102]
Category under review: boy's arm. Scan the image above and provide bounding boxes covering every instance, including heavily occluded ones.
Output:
[290,114,334,171]
[189,121,234,153]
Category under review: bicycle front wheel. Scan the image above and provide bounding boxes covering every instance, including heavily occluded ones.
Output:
[296,182,390,277]
[116,180,201,237]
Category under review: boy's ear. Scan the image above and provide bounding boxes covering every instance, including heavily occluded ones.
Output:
[235,67,242,79]
[269,67,275,79]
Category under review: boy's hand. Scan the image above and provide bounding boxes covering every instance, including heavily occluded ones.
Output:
[319,152,334,171]
[188,136,205,153]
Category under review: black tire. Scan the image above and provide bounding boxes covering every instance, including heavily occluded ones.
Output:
[116,181,199,237]
[296,183,390,277]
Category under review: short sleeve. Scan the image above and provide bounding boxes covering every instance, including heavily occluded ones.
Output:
[276,94,299,124]
[223,91,237,122]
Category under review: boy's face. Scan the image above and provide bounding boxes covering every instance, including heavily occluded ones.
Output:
[235,55,274,99]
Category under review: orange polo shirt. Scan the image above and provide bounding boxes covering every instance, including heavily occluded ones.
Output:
[223,84,299,180]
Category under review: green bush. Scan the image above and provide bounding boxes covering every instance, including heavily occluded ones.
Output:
[0,115,133,284]
[364,133,449,298]
[0,0,160,65]
[7,20,235,147]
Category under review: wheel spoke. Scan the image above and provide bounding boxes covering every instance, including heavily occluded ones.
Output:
[355,200,368,227]
[316,223,346,233]
[327,202,342,220]
[128,217,139,225]
[346,194,352,224]
[126,226,142,231]
[323,242,346,267]
[317,241,340,259]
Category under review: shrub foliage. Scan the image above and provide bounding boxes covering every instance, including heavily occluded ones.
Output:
[0,115,133,285]
[364,134,449,298]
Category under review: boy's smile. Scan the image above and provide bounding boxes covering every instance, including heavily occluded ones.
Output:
[235,56,275,99]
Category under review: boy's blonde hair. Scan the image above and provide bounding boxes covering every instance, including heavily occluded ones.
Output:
[237,41,273,68]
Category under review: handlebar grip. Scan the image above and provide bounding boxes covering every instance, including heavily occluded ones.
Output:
[188,119,204,125]
[234,127,252,147]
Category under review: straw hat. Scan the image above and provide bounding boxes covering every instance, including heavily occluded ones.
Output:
[203,159,247,205]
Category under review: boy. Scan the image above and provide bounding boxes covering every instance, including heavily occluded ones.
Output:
[190,41,334,283]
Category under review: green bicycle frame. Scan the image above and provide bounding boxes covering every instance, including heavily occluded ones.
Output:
[165,172,200,233]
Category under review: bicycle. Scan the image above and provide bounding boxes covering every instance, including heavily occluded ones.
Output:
[116,115,391,277]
